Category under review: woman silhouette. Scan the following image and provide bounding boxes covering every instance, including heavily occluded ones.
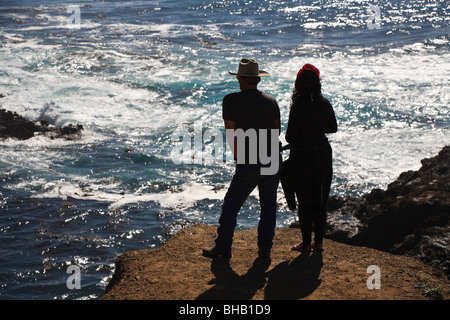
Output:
[285,64,337,252]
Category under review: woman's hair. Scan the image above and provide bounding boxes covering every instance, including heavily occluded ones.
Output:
[290,69,322,107]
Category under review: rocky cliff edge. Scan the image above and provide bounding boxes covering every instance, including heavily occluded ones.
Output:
[102,147,449,300]
[102,224,449,300]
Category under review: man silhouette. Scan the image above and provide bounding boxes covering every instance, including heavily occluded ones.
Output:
[203,59,281,259]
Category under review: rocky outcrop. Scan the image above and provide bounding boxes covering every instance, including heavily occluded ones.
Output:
[0,108,83,141]
[324,146,449,279]
[101,224,449,300]
[101,147,449,300]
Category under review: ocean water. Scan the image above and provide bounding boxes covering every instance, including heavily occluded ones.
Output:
[0,0,448,300]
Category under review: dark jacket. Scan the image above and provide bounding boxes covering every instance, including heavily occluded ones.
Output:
[281,95,337,210]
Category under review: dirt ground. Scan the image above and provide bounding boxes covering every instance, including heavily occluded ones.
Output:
[101,224,449,300]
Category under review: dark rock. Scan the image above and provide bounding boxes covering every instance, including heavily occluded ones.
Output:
[0,108,83,141]
[0,109,37,140]
[324,146,450,279]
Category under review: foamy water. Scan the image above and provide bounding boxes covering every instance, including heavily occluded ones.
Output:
[0,0,448,299]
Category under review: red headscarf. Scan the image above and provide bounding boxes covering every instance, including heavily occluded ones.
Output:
[296,64,320,79]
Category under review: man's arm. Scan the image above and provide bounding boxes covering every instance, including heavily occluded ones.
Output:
[224,119,237,160]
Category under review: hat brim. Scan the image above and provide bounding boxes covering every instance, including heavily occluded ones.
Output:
[228,70,270,77]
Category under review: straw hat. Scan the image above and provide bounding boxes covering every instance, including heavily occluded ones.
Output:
[229,58,270,77]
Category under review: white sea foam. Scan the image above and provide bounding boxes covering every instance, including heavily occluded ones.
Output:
[31,178,234,212]
[264,48,449,194]
[2,42,448,199]
[0,2,447,210]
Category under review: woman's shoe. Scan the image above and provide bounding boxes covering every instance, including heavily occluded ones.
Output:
[312,242,324,251]
[290,243,312,253]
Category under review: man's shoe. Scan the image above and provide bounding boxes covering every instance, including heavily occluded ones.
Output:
[202,247,231,259]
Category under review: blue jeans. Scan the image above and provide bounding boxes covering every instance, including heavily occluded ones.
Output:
[215,158,281,251]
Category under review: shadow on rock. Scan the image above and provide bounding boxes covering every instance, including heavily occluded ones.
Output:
[197,257,271,300]
[197,252,323,300]
[264,251,323,300]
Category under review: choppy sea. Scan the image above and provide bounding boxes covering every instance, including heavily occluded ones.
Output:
[0,0,448,299]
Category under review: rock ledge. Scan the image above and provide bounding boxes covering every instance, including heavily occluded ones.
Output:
[102,224,449,300]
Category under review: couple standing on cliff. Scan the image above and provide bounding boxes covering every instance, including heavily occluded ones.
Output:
[202,58,338,259]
